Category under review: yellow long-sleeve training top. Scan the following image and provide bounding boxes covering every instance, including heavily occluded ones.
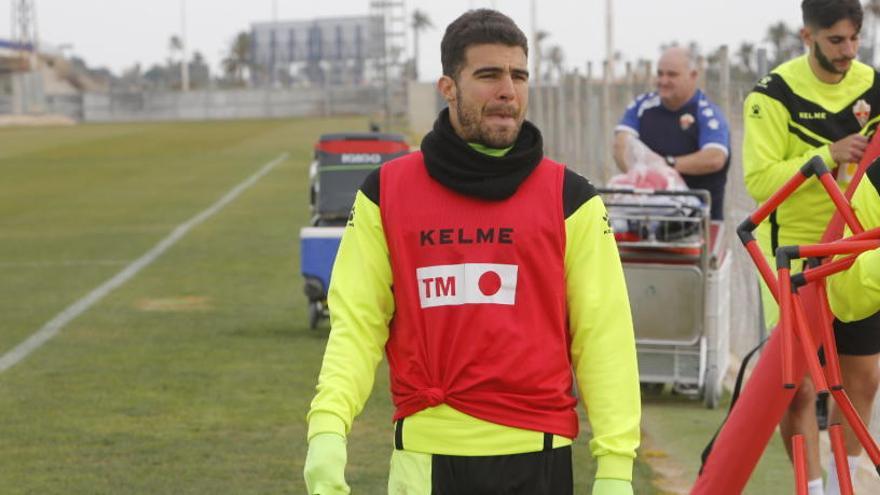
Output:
[743,55,880,252]
[306,156,640,481]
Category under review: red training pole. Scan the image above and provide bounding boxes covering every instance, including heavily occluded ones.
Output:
[815,282,844,389]
[791,293,829,394]
[829,424,854,495]
[778,267,795,388]
[816,172,864,235]
[693,131,880,494]
[829,388,880,468]
[793,434,808,495]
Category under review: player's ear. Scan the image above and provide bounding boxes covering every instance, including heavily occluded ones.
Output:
[438,75,456,104]
[800,26,813,47]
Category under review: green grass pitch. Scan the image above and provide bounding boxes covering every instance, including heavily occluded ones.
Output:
[0,117,656,494]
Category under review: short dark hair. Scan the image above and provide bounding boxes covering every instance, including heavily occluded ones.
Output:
[440,9,528,78]
[802,0,863,30]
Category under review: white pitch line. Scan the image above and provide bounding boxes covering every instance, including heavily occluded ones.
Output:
[0,260,130,268]
[0,152,289,374]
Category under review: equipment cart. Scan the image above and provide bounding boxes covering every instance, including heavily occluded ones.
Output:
[299,132,410,329]
[598,188,731,408]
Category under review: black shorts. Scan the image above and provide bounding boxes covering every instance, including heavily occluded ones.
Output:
[833,311,880,356]
[429,445,573,495]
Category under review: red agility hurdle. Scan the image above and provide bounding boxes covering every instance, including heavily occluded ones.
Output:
[693,144,880,493]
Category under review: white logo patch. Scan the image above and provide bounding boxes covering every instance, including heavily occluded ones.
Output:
[416,263,518,308]
[854,99,871,128]
[708,119,720,130]
[340,153,382,164]
[702,108,714,117]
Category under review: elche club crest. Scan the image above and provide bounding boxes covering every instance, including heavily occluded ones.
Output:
[853,99,871,128]
[680,113,695,130]
[416,263,518,308]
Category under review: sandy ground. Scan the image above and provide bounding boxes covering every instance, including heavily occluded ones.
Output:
[0,114,76,127]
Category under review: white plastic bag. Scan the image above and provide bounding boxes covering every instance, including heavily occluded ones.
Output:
[606,134,702,241]
[608,133,688,191]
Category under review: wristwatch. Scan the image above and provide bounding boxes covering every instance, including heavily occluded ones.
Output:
[665,155,677,167]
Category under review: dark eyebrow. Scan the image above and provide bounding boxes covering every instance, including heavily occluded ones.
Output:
[472,66,504,77]
[472,66,530,79]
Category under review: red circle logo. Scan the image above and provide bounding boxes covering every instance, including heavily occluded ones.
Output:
[478,270,502,296]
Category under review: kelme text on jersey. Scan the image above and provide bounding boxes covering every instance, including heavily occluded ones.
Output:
[419,227,514,246]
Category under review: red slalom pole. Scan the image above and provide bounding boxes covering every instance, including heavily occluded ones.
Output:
[747,171,810,227]
[745,239,779,300]
[829,388,880,468]
[841,225,880,242]
[816,172,864,235]
[796,256,857,285]
[792,293,829,394]
[797,240,880,258]
[829,424,854,495]
[694,136,880,495]
[793,434,808,495]
[824,153,880,241]
[778,267,795,388]
[815,283,844,389]
[691,316,801,493]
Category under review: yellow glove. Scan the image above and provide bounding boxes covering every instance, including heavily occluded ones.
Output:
[592,478,634,495]
[303,433,350,495]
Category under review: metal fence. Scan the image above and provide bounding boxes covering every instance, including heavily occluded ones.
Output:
[0,94,11,114]
[29,84,404,123]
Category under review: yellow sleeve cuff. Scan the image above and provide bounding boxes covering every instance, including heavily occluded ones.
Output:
[307,411,348,441]
[595,453,635,481]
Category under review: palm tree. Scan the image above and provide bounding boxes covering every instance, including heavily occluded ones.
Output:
[168,35,183,65]
[410,9,433,80]
[544,44,564,83]
[766,21,798,67]
[223,31,253,85]
[533,30,549,87]
[737,41,755,75]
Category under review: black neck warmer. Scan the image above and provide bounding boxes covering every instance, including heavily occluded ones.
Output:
[420,108,544,201]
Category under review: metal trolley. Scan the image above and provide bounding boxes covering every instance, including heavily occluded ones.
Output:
[598,188,731,408]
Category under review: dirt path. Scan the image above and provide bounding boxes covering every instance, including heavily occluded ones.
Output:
[641,428,693,495]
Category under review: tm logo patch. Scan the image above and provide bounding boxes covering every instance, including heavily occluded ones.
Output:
[416,263,518,308]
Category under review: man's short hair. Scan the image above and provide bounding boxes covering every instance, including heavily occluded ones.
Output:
[802,0,863,30]
[440,9,528,79]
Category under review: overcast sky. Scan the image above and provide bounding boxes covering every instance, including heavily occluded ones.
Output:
[0,0,806,80]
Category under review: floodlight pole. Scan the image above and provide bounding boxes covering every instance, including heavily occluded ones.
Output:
[10,0,42,113]
[370,0,406,132]
[271,0,278,87]
[180,0,190,91]
[605,0,614,80]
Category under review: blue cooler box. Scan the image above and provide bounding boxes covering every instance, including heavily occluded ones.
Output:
[300,227,344,329]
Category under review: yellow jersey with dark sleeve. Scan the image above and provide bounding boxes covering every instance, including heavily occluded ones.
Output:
[743,55,880,250]
[306,167,640,481]
[828,165,880,322]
